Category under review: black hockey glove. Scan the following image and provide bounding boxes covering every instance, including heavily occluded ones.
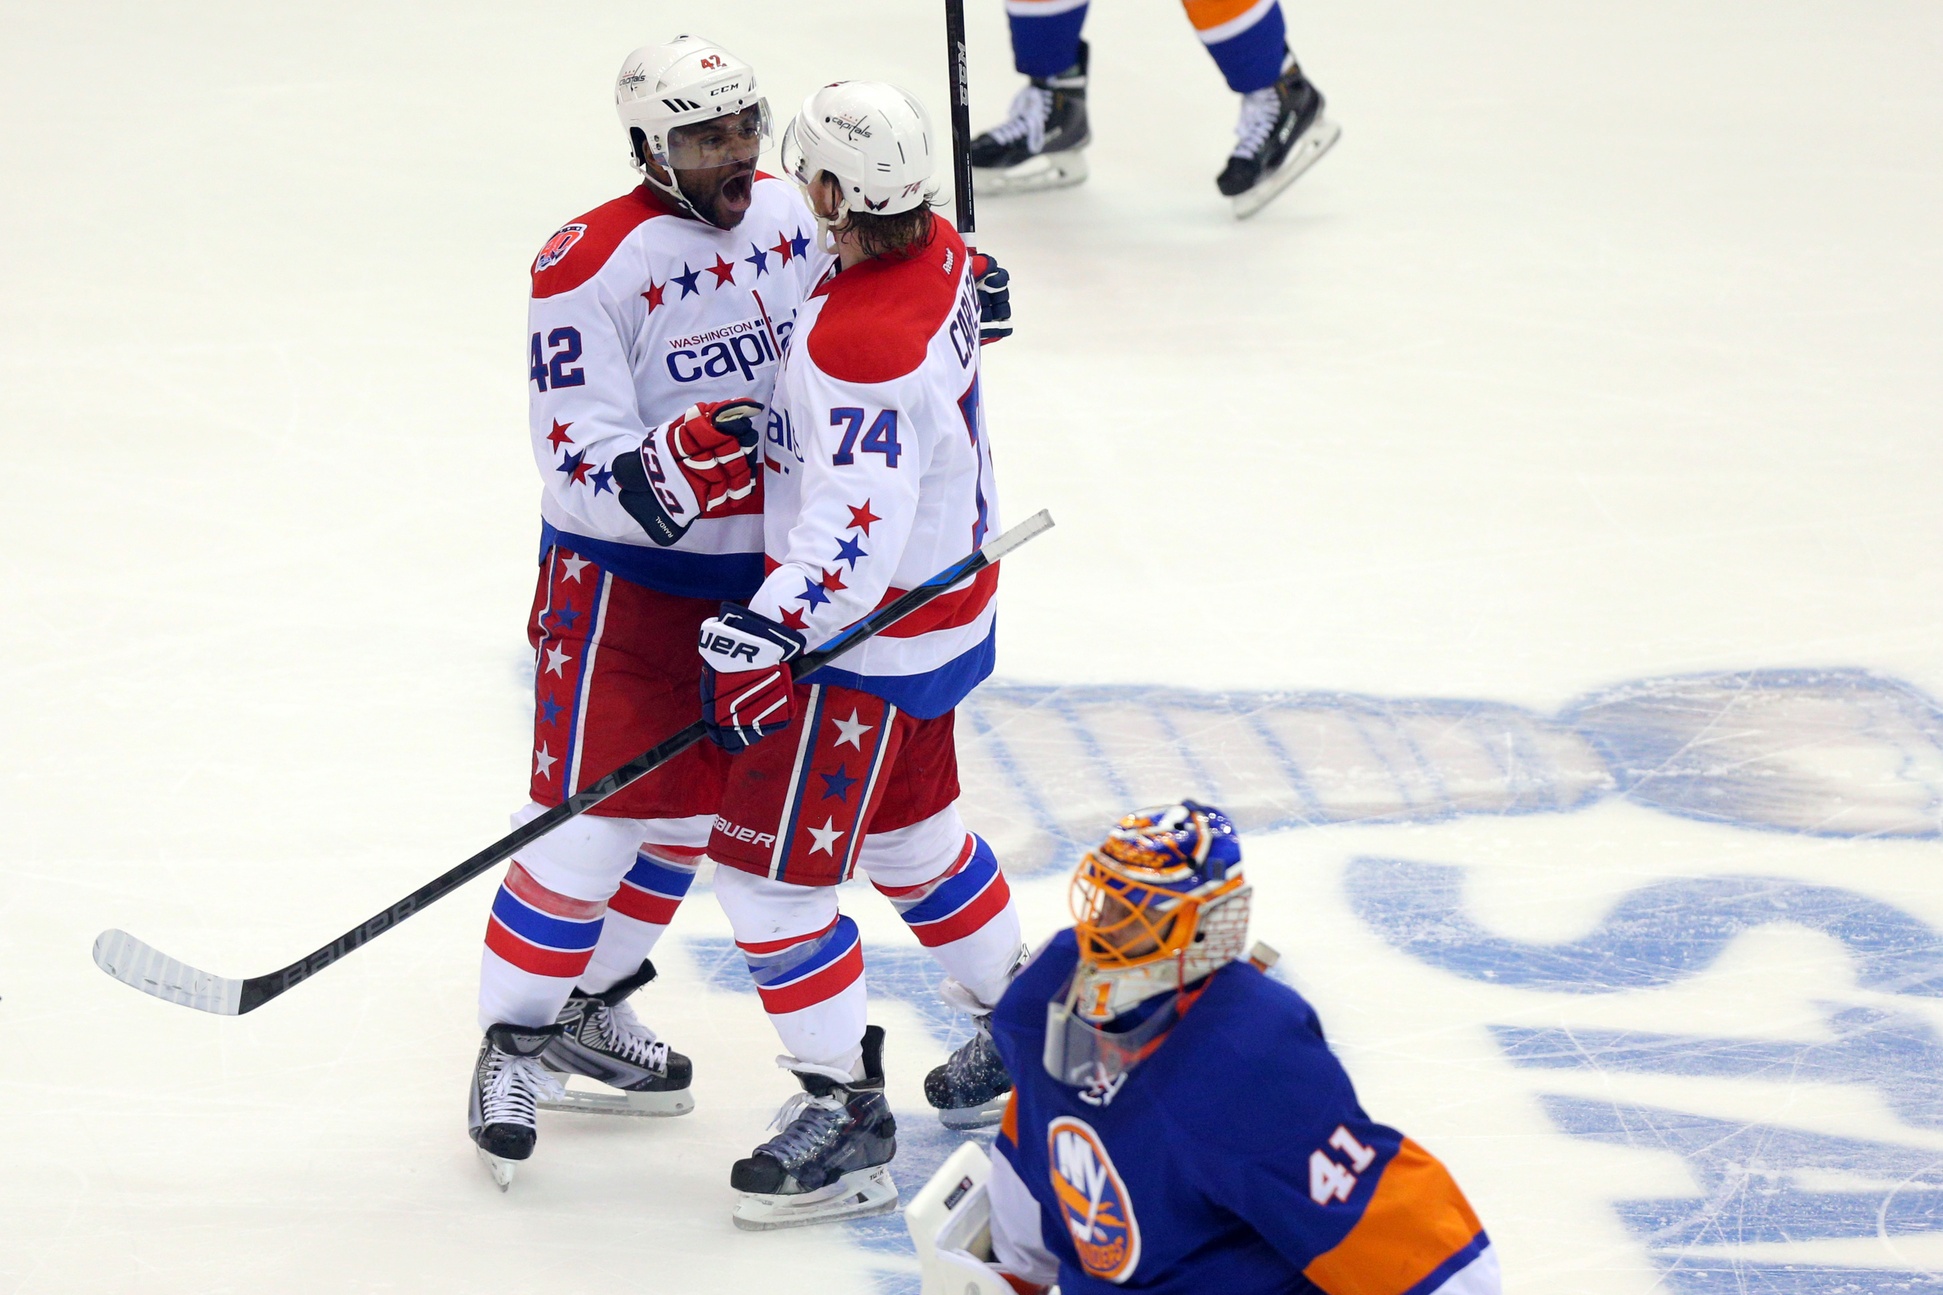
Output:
[972,252,1012,344]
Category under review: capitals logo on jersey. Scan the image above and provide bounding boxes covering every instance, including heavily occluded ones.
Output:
[534,223,587,274]
[1047,1116,1142,1282]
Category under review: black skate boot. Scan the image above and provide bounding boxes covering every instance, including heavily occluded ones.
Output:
[924,1014,1012,1129]
[969,41,1090,194]
[1218,51,1341,218]
[729,1025,899,1230]
[539,959,695,1117]
[468,1021,566,1191]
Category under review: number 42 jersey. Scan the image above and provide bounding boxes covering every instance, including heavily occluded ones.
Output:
[750,214,1000,718]
[986,930,1501,1295]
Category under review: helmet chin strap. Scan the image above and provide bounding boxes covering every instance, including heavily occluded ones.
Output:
[638,144,737,231]
[813,194,850,255]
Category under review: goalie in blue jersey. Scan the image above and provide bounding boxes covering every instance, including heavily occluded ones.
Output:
[905,801,1501,1295]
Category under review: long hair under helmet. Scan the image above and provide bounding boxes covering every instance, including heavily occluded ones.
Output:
[777,80,936,252]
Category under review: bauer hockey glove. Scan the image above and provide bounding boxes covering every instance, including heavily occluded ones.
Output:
[611,399,764,546]
[972,252,1012,344]
[698,603,805,752]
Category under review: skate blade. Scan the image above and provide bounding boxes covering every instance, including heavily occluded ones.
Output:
[974,150,1088,196]
[537,1081,695,1118]
[936,1094,1009,1130]
[476,1147,518,1192]
[1233,117,1341,220]
[731,1165,899,1231]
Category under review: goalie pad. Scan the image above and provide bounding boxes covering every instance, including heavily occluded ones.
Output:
[907,1142,1018,1295]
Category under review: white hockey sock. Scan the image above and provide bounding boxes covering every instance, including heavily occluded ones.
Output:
[477,861,610,1031]
[714,862,870,1074]
[874,833,1024,1008]
[578,844,701,992]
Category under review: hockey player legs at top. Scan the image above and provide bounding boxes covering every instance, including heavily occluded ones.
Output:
[972,0,1339,216]
[910,801,1500,1294]
[692,82,1029,1229]
[467,37,835,1190]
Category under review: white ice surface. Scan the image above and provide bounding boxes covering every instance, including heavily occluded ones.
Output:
[3,1,1943,1292]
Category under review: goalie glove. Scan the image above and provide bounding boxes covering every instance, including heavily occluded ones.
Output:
[907,1142,1050,1295]
[972,252,1012,344]
[697,603,805,752]
[611,399,764,545]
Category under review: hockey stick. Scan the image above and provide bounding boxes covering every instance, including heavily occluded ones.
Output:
[93,510,1055,1016]
[944,0,976,236]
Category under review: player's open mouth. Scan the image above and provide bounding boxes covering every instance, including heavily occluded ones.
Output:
[719,167,754,209]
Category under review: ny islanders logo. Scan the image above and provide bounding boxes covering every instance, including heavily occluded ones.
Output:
[1047,1116,1141,1282]
[533,223,586,274]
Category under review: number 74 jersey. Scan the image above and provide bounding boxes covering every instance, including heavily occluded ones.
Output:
[750,214,1000,720]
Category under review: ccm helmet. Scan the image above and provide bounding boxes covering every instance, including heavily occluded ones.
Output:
[615,37,771,223]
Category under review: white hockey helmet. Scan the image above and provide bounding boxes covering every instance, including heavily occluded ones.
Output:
[614,37,771,210]
[778,81,936,221]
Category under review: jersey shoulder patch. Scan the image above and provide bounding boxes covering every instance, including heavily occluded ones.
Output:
[807,215,965,384]
[531,185,681,299]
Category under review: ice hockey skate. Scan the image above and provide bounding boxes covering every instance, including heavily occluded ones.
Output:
[924,1015,1012,1129]
[1221,54,1340,219]
[537,959,695,1117]
[729,1025,899,1231]
[467,1022,566,1191]
[969,41,1090,195]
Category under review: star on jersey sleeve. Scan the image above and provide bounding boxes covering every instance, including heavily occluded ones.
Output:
[747,376,922,645]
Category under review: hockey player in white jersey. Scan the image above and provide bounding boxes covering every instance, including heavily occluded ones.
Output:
[690,82,1029,1229]
[467,36,833,1189]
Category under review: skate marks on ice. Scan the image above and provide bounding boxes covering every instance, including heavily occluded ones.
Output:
[957,666,1943,877]
[1357,862,1943,1292]
[1351,862,1943,998]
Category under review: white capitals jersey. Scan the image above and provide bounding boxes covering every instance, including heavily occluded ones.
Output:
[752,215,1000,719]
[526,177,830,600]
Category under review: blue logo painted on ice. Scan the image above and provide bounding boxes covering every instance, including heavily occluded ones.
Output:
[662,665,1943,1294]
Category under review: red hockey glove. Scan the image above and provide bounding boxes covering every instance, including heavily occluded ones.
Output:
[698,604,806,752]
[612,399,763,545]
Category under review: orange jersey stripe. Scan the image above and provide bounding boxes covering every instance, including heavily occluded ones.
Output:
[1303,1138,1485,1295]
[1000,1089,1020,1145]
[1181,0,1266,34]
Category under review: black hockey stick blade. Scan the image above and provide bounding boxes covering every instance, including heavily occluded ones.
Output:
[92,510,1053,1015]
[944,0,976,235]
